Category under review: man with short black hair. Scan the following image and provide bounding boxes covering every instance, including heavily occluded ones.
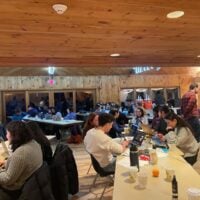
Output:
[181,83,200,141]
[84,113,129,173]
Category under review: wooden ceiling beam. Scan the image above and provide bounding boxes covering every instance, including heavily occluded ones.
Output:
[0,57,199,68]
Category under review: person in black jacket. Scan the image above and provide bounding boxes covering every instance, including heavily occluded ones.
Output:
[18,162,55,200]
[153,105,170,135]
[25,121,53,165]
[108,109,124,138]
[51,143,79,200]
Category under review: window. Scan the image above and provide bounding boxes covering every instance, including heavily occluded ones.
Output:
[3,91,26,121]
[120,87,180,108]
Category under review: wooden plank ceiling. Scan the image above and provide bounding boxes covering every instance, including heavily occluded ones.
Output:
[0,0,200,75]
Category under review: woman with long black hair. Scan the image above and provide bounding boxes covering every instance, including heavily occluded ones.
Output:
[164,111,199,165]
[25,121,53,165]
[82,112,99,138]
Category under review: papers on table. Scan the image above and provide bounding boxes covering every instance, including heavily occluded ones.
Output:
[117,157,149,168]
[119,148,168,168]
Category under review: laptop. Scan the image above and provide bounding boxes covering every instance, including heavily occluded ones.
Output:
[131,130,146,146]
[151,135,169,149]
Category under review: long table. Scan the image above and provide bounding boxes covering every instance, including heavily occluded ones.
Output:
[23,116,84,139]
[113,146,200,200]
[23,116,83,126]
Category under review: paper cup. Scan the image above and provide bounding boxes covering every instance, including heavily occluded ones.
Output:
[129,166,138,182]
[187,188,200,200]
[165,168,175,182]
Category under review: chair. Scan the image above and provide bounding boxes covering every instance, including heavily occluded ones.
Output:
[86,162,92,174]
[18,162,55,200]
[90,154,114,200]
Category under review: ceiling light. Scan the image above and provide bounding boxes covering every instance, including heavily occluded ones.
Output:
[167,11,184,19]
[48,66,55,75]
[110,53,120,57]
[52,4,68,15]
[197,55,200,58]
[132,66,161,74]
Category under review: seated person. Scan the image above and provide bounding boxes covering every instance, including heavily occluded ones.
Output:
[37,101,48,114]
[116,111,128,126]
[135,107,148,125]
[0,121,43,200]
[94,103,102,113]
[65,107,82,144]
[11,107,26,121]
[151,105,160,130]
[48,107,56,115]
[25,121,53,165]
[152,105,169,135]
[108,110,124,138]
[64,107,76,120]
[131,107,148,133]
[84,113,129,173]
[82,113,99,138]
[27,103,38,117]
[163,111,199,165]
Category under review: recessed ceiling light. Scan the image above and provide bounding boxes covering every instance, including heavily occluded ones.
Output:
[110,53,120,57]
[167,11,184,19]
[52,4,68,15]
[197,55,200,58]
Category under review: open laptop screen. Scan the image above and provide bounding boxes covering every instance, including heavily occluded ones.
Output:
[131,130,146,146]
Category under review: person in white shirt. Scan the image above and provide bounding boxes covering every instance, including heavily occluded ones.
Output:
[84,113,129,173]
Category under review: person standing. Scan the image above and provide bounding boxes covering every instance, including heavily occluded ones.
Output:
[154,91,165,106]
[181,83,200,141]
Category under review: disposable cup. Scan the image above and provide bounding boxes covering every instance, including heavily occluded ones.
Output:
[137,171,148,189]
[165,168,175,182]
[187,188,200,200]
[129,166,138,182]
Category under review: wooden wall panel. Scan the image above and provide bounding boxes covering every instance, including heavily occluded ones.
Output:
[119,75,181,88]
[98,76,120,103]
[194,77,200,104]
[179,76,194,98]
[0,75,197,105]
